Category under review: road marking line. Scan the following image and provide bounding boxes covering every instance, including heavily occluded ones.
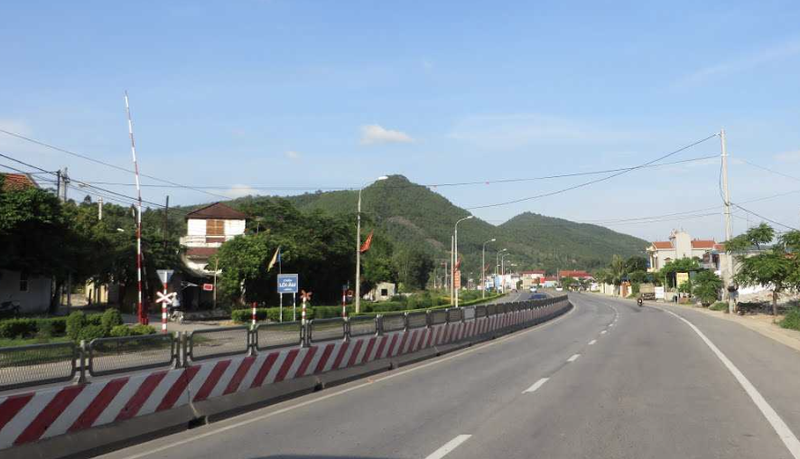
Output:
[588,339,596,345]
[425,434,472,459]
[112,300,578,459]
[600,330,607,334]
[567,354,580,362]
[523,377,549,394]
[661,308,800,459]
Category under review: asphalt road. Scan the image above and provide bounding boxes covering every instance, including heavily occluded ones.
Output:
[97,293,800,459]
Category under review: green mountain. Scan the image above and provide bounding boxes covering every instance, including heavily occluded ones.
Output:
[283,175,648,275]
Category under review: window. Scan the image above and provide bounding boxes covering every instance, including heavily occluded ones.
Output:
[206,219,224,236]
[20,271,29,292]
[381,288,388,297]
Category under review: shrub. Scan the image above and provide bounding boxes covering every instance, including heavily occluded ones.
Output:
[66,312,87,340]
[36,320,56,339]
[101,309,123,332]
[130,324,156,335]
[78,324,106,342]
[44,317,67,335]
[109,325,132,337]
[780,308,800,331]
[86,314,103,326]
[709,302,728,311]
[0,318,38,338]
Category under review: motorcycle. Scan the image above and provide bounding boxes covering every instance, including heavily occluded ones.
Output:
[637,297,643,307]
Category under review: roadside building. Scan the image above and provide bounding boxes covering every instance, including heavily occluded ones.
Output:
[179,202,248,309]
[557,270,593,281]
[520,270,545,290]
[0,173,52,313]
[647,230,724,272]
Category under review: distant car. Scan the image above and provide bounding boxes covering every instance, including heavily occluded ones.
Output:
[556,286,564,292]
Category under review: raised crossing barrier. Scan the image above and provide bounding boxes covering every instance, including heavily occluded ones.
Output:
[0,295,571,459]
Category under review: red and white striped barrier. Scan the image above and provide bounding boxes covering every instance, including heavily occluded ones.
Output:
[0,301,569,451]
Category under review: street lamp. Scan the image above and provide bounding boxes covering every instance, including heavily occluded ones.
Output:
[501,252,511,289]
[481,238,496,299]
[453,215,474,307]
[355,175,388,314]
[495,249,507,292]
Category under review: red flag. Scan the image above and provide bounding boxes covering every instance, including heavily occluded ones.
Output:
[360,230,374,253]
[455,256,462,270]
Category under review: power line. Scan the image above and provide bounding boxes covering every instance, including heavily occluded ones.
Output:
[0,128,230,200]
[467,133,719,210]
[739,158,800,184]
[731,203,797,231]
[0,152,165,208]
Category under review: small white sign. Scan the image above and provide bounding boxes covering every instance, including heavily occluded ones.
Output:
[655,286,665,299]
[156,291,177,305]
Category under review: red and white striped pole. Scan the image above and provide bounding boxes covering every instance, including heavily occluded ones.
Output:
[302,296,307,325]
[252,302,257,326]
[125,92,146,325]
[161,282,168,333]
[342,288,346,318]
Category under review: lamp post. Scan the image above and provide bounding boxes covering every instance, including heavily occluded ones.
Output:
[481,238,496,299]
[501,253,511,290]
[495,249,507,292]
[355,176,388,314]
[453,216,474,307]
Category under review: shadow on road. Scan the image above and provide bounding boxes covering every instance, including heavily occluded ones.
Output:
[249,456,395,459]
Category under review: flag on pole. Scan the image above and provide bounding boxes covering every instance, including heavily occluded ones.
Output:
[360,230,374,253]
[455,256,462,270]
[267,247,281,271]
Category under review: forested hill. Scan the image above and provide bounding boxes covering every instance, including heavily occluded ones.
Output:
[283,175,648,273]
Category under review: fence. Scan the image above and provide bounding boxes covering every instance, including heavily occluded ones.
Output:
[88,334,176,377]
[0,342,76,391]
[188,326,250,361]
[0,296,570,391]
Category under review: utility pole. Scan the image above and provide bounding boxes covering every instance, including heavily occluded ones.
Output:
[55,168,71,309]
[450,235,454,305]
[163,195,169,249]
[720,128,735,314]
[98,197,103,220]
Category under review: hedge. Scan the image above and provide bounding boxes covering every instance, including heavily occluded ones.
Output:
[0,310,120,341]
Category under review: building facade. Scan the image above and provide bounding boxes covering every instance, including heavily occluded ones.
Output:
[647,230,724,272]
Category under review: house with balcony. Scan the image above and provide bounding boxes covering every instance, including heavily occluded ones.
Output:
[646,230,724,273]
[520,270,545,290]
[179,202,248,308]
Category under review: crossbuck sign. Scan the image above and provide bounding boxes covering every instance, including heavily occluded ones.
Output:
[156,291,177,305]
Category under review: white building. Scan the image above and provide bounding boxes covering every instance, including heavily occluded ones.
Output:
[647,230,723,272]
[180,202,248,276]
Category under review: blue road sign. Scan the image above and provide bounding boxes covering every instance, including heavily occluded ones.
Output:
[277,274,299,294]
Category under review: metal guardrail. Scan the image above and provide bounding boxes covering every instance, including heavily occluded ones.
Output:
[348,316,377,337]
[446,308,463,323]
[0,295,572,391]
[0,342,77,391]
[255,321,303,351]
[380,314,406,333]
[406,311,428,329]
[189,326,250,361]
[88,333,176,377]
[308,318,346,343]
[429,309,447,325]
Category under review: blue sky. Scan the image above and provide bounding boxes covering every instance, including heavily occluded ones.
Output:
[2,1,800,241]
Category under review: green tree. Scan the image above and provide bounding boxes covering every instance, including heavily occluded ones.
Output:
[691,270,723,306]
[727,224,799,318]
[561,276,578,291]
[393,248,434,291]
[625,256,648,273]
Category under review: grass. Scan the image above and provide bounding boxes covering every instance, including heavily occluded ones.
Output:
[779,307,800,331]
[0,336,71,347]
[709,302,728,311]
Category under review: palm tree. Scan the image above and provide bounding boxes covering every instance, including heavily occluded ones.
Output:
[609,254,627,295]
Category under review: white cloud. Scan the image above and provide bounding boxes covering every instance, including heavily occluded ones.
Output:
[775,150,800,163]
[448,114,638,149]
[285,150,301,160]
[360,124,414,145]
[224,184,257,198]
[676,39,800,87]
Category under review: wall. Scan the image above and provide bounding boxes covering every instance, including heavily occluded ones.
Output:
[223,219,246,236]
[0,270,50,313]
[187,219,206,236]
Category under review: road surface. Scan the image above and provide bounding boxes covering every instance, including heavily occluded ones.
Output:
[97,293,800,459]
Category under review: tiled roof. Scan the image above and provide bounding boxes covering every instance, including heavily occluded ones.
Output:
[652,241,673,249]
[185,247,218,259]
[542,276,558,282]
[691,239,716,249]
[0,173,38,191]
[559,270,592,278]
[186,202,247,220]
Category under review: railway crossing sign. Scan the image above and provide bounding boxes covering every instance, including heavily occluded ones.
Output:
[156,291,177,305]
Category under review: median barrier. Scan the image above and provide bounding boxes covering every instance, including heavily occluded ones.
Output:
[0,296,572,459]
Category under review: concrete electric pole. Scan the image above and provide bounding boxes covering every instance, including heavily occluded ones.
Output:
[720,128,735,314]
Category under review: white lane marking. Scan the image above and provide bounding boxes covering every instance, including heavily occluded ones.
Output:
[523,377,549,394]
[567,354,580,362]
[425,434,472,459]
[600,330,607,335]
[588,339,596,345]
[662,308,800,459]
[111,299,579,459]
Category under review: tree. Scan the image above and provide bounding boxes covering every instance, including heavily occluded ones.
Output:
[727,224,800,318]
[659,257,701,288]
[625,256,648,274]
[393,248,434,291]
[691,270,723,306]
[561,276,578,291]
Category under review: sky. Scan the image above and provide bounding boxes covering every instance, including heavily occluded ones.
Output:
[2,1,800,242]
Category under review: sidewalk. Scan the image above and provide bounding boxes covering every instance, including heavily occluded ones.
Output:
[671,304,800,353]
